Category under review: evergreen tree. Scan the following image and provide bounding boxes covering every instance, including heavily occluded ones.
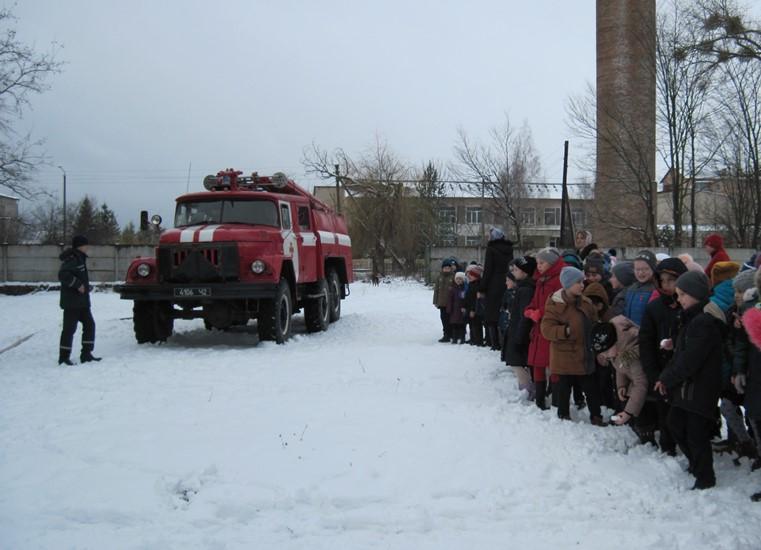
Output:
[94,203,120,244]
[119,221,137,244]
[71,196,97,244]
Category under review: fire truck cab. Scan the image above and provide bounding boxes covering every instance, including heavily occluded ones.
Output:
[115,169,353,344]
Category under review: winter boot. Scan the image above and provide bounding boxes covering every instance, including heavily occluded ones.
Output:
[752,490,761,502]
[438,336,451,343]
[58,348,74,366]
[80,353,102,363]
[591,416,609,427]
[535,382,548,411]
[737,440,759,461]
[549,382,558,408]
[751,458,761,472]
[691,478,716,490]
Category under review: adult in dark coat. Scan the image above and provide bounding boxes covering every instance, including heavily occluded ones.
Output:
[655,271,724,490]
[503,257,536,366]
[58,235,101,365]
[479,228,514,350]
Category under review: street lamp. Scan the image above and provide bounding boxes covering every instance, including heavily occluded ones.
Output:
[57,165,66,245]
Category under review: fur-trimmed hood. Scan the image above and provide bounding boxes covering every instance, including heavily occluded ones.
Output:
[744,303,761,351]
[703,300,727,325]
[550,288,594,308]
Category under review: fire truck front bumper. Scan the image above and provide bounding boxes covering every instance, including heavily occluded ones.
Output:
[113,282,280,301]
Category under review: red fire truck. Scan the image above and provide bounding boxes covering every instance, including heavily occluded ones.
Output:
[115,169,353,344]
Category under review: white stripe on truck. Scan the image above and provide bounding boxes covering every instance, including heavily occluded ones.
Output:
[198,225,221,242]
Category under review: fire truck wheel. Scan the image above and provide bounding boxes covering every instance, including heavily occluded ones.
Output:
[133,301,174,344]
[257,278,292,344]
[327,269,341,323]
[305,278,330,333]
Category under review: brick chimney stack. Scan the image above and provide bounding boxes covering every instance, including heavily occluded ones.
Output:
[595,0,656,246]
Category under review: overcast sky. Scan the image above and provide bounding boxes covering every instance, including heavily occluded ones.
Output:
[16,1,598,227]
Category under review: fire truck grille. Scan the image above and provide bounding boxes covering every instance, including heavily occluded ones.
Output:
[173,248,220,267]
[158,244,239,283]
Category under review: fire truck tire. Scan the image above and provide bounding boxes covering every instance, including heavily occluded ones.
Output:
[327,269,341,323]
[257,278,292,344]
[133,301,174,344]
[305,278,330,333]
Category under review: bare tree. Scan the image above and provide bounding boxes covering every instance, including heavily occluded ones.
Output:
[0,9,62,199]
[303,138,415,274]
[689,0,761,64]
[656,0,717,246]
[451,117,540,247]
[566,83,659,245]
[21,199,76,244]
[709,57,761,246]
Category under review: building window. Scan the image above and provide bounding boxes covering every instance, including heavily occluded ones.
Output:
[465,207,482,224]
[465,236,481,246]
[520,207,535,227]
[571,209,584,228]
[544,207,560,226]
[439,235,456,247]
[438,207,456,223]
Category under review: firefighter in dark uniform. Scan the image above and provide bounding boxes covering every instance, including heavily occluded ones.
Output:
[58,235,101,365]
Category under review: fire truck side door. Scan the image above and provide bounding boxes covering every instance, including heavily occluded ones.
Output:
[295,204,318,282]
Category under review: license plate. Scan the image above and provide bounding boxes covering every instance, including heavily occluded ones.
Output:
[174,287,211,297]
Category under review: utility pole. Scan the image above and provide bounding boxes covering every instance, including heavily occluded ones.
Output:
[334,164,341,214]
[58,165,67,245]
[559,141,574,248]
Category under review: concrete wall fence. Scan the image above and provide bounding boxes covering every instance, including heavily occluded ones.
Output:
[0,245,155,283]
[1,244,758,284]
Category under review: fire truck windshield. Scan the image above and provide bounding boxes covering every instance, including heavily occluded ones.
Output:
[175,199,279,227]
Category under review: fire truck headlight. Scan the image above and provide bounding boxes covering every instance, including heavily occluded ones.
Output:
[251,260,266,274]
[137,263,151,277]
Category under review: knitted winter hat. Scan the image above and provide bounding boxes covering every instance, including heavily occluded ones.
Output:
[465,264,484,278]
[633,250,657,272]
[611,261,636,287]
[536,247,561,265]
[489,227,505,241]
[583,282,610,308]
[560,266,585,289]
[591,322,617,353]
[704,233,724,250]
[562,250,583,270]
[513,255,537,277]
[454,271,466,283]
[656,257,687,279]
[733,269,757,294]
[676,271,710,302]
[711,261,741,286]
[72,235,89,249]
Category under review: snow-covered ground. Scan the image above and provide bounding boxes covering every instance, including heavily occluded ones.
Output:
[1,281,760,549]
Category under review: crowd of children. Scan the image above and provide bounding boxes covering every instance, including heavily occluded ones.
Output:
[433,231,761,498]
